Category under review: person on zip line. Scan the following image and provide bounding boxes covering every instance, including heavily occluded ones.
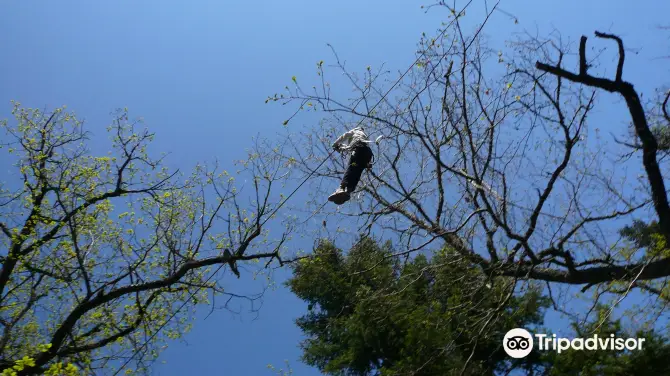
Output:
[328,126,375,205]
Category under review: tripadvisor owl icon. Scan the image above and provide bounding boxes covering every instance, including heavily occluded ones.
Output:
[503,328,534,358]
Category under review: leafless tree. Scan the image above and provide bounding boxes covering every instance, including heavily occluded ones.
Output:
[265,3,670,323]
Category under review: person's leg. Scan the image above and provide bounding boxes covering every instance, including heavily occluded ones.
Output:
[342,145,373,192]
[340,160,358,190]
[329,145,373,204]
[329,149,360,204]
[344,154,366,192]
[329,156,358,204]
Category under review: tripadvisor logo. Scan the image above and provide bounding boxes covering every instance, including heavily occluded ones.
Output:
[502,328,646,358]
[503,328,534,358]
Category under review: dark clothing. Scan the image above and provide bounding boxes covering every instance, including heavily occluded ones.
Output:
[341,144,373,192]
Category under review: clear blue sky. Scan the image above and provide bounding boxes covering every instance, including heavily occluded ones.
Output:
[1,1,668,375]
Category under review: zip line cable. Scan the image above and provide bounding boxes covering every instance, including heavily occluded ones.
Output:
[111,3,477,373]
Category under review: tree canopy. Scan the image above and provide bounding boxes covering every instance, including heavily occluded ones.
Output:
[287,237,548,375]
[0,104,291,375]
[288,237,670,375]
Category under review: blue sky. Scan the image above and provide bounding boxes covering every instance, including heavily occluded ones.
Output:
[1,1,669,375]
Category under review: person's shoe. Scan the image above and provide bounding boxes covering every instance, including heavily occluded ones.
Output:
[328,187,350,205]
